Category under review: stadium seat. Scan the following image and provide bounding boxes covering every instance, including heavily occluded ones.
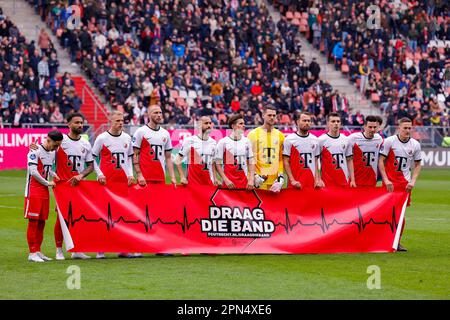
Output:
[374,72,381,81]
[179,90,188,99]
[301,12,308,19]
[341,58,349,74]
[292,18,301,26]
[177,97,187,108]
[295,12,302,19]
[170,90,179,99]
[218,113,227,124]
[371,93,380,103]
[405,52,414,60]
[188,90,197,99]
[280,114,291,125]
[286,12,294,20]
[186,97,195,107]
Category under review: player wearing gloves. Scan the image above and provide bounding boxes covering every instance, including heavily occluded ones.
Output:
[247,105,285,193]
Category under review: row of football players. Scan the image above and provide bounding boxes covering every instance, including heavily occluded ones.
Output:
[24,105,422,261]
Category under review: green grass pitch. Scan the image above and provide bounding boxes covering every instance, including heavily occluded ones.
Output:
[0,169,449,299]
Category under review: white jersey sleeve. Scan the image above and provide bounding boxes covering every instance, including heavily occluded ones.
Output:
[413,140,422,161]
[380,137,393,157]
[282,137,293,157]
[132,128,144,149]
[215,139,225,163]
[92,134,105,178]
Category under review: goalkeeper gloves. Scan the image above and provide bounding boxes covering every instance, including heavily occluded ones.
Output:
[270,174,285,193]
[254,174,267,188]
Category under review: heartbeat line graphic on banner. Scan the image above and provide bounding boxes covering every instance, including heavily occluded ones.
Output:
[276,207,399,234]
[64,202,399,235]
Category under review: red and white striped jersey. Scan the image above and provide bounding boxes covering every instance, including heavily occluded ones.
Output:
[380,135,422,186]
[56,134,94,181]
[318,133,353,187]
[93,131,134,181]
[283,132,320,188]
[347,132,383,186]
[132,125,172,182]
[215,136,254,188]
[25,145,54,198]
[179,135,217,185]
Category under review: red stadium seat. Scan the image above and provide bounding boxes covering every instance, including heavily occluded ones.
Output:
[341,58,349,74]
[371,93,380,103]
[294,12,302,19]
[218,113,227,124]
[177,97,187,108]
[286,12,294,20]
[412,101,421,110]
[280,114,291,125]
[292,18,301,26]
[170,90,179,99]
[301,12,308,19]
[374,72,381,81]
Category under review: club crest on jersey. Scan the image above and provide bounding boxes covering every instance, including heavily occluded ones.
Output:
[342,144,346,150]
[29,153,36,160]
[81,147,85,154]
[162,137,167,143]
[124,143,128,149]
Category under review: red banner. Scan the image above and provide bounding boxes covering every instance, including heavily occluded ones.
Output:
[53,182,409,254]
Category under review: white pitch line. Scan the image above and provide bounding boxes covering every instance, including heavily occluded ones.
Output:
[0,205,22,209]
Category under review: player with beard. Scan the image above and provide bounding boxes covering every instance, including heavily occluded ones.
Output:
[30,113,95,260]
[283,111,323,189]
[176,116,218,186]
[132,105,176,186]
[214,114,255,189]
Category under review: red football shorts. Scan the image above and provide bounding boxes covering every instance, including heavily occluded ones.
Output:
[24,197,50,220]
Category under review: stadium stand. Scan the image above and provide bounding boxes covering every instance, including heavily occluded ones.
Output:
[26,0,374,128]
[0,6,85,127]
[271,0,449,127]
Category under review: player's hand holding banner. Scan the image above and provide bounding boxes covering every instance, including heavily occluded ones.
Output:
[53,181,410,254]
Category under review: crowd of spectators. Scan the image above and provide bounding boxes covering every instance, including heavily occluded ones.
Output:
[0,6,83,127]
[272,0,450,128]
[27,0,370,128]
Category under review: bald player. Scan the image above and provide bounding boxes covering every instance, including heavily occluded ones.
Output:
[175,116,218,186]
[132,105,176,186]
